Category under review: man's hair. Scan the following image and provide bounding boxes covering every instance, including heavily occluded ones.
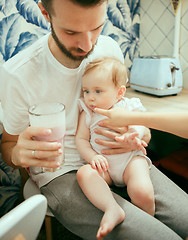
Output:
[83,57,127,87]
[41,0,107,15]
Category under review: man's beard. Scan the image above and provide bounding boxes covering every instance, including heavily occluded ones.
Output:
[51,23,95,61]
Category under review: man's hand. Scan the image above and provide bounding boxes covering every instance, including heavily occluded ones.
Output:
[115,131,148,155]
[2,126,62,169]
[94,125,149,155]
[90,155,109,173]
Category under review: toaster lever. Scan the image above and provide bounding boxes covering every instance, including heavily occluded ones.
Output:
[170,62,179,87]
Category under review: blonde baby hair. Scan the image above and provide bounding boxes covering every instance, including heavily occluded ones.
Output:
[83,57,127,88]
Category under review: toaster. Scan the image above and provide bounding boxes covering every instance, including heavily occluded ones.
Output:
[130,57,183,96]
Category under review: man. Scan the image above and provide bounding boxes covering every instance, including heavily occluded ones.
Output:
[1,0,188,239]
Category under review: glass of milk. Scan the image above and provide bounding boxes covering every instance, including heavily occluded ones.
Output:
[29,102,66,172]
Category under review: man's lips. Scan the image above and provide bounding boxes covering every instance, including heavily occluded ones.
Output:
[77,52,87,56]
[73,49,87,56]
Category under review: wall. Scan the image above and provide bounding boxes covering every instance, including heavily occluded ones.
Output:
[139,0,188,88]
[0,0,140,70]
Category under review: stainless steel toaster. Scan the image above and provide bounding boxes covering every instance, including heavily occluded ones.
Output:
[130,57,183,96]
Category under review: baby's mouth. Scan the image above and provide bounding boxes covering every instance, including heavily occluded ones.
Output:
[89,105,96,110]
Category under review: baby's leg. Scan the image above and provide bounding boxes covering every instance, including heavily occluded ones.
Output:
[77,164,125,240]
[123,156,155,216]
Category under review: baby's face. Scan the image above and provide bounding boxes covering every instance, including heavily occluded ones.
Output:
[82,69,119,111]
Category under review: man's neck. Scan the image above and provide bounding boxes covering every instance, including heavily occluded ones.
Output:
[48,34,82,69]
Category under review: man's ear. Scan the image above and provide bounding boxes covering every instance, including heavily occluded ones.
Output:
[38,2,50,23]
[117,85,126,99]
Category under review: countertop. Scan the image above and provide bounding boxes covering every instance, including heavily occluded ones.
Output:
[126,87,188,112]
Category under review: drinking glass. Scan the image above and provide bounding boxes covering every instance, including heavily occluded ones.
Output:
[29,102,66,172]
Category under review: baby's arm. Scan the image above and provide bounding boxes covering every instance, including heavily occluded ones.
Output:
[76,111,108,172]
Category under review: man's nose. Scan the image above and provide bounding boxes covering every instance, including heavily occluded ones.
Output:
[78,32,93,53]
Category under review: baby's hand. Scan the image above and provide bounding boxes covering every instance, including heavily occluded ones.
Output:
[115,131,147,155]
[91,155,109,173]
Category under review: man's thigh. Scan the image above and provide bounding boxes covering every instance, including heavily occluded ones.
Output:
[41,169,183,240]
[150,165,188,239]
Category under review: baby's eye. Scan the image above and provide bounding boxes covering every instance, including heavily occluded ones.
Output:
[96,90,101,93]
[84,90,89,94]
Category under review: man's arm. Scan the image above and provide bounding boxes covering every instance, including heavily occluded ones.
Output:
[1,130,18,168]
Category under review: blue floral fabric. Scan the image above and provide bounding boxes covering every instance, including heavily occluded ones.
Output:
[0,0,140,68]
[0,0,140,216]
[102,0,140,68]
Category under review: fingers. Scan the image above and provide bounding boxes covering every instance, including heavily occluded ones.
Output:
[21,126,52,140]
[20,139,62,152]
[97,122,128,133]
[12,147,60,168]
[94,127,127,141]
[101,148,128,155]
[131,138,147,155]
[129,132,139,140]
[115,132,138,142]
[91,155,109,173]
[95,138,122,149]
[94,128,117,140]
[139,145,147,155]
[28,148,62,160]
[17,158,60,169]
[141,140,148,147]
[115,135,125,142]
[14,126,63,168]
[94,108,110,117]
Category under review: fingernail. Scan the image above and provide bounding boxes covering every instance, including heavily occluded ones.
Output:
[58,149,62,155]
[44,129,51,134]
[58,143,62,148]
[56,162,60,167]
[94,129,98,133]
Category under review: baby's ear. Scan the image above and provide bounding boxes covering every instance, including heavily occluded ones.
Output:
[117,85,126,99]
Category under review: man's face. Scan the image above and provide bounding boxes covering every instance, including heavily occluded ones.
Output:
[44,0,107,61]
[50,22,95,61]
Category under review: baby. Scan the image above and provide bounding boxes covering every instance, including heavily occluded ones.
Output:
[76,57,155,240]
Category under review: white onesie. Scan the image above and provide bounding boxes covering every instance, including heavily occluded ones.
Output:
[79,97,151,187]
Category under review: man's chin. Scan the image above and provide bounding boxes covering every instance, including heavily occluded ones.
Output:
[71,51,92,61]
[72,55,87,61]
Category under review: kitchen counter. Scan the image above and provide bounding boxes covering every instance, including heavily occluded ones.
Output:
[126,87,188,112]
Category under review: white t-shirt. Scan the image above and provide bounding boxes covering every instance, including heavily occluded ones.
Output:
[1,33,124,187]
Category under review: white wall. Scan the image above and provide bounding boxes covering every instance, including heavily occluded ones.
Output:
[139,0,188,89]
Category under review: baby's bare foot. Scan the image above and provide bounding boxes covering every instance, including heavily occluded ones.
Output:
[96,205,125,240]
